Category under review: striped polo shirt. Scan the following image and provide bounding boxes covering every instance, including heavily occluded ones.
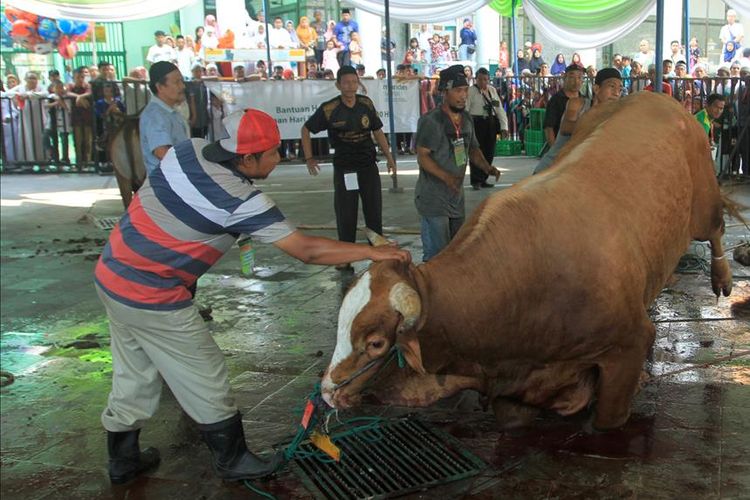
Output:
[95,138,295,310]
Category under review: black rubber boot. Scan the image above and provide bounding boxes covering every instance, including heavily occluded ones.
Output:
[107,429,161,484]
[199,413,285,481]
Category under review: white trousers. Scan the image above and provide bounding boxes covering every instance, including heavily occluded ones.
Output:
[96,285,237,431]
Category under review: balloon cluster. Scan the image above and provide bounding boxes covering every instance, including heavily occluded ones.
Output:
[1,7,92,59]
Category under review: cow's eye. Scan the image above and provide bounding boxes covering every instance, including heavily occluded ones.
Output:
[368,340,385,350]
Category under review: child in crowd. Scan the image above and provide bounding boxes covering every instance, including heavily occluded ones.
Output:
[349,32,363,66]
[322,39,340,73]
[94,83,125,155]
[44,81,72,164]
[689,37,701,69]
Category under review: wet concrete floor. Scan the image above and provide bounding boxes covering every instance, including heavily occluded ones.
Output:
[1,158,749,499]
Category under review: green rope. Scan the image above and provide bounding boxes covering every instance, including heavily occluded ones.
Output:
[243,480,277,499]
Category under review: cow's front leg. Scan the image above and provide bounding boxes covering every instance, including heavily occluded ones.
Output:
[594,320,654,430]
[368,372,481,407]
[709,236,732,297]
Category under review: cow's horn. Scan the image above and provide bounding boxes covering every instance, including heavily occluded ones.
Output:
[389,282,421,330]
[365,227,390,247]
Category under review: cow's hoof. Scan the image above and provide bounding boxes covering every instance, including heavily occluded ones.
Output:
[491,397,539,430]
[591,409,630,431]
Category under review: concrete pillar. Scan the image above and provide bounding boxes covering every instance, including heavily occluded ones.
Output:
[356,9,382,77]
[475,5,500,70]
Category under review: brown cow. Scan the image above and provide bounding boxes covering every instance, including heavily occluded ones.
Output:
[320,92,733,430]
[108,116,146,209]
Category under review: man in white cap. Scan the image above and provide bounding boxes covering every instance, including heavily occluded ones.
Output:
[95,109,410,485]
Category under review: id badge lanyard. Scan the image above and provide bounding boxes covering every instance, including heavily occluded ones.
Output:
[450,114,467,168]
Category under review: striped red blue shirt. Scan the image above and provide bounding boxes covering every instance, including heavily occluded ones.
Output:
[95,138,295,310]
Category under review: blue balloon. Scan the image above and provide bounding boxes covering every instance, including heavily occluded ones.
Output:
[37,18,59,41]
[1,33,13,48]
[1,16,12,36]
[57,19,76,36]
[71,21,89,36]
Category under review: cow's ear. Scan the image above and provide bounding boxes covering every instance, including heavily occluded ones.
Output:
[396,325,426,374]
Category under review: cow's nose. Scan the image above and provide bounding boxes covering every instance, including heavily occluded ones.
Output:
[322,390,335,408]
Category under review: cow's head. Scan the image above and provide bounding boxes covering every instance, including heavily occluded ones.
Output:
[321,259,426,408]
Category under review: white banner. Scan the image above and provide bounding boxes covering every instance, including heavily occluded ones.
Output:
[204,48,307,63]
[205,79,420,140]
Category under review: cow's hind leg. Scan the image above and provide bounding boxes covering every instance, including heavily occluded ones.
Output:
[593,317,655,430]
[709,234,732,297]
[114,170,133,209]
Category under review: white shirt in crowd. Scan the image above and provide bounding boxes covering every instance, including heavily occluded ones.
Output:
[719,21,744,46]
[268,26,294,49]
[146,44,177,64]
[417,29,432,53]
[176,47,194,77]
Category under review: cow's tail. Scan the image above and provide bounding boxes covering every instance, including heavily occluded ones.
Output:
[721,191,747,226]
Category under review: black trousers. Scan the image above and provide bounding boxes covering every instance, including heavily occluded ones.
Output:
[332,164,382,243]
[469,116,497,185]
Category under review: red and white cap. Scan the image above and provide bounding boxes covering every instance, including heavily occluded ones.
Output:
[203,109,281,162]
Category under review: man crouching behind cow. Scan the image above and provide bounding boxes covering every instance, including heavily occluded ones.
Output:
[320,91,733,432]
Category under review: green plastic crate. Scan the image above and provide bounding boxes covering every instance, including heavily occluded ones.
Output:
[495,139,523,156]
[524,128,545,144]
[529,108,546,130]
[525,140,546,157]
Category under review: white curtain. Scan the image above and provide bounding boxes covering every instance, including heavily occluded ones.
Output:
[6,0,198,21]
[723,0,750,23]
[523,0,656,50]
[344,0,490,23]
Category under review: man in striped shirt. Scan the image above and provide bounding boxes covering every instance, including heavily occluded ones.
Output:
[95,109,410,484]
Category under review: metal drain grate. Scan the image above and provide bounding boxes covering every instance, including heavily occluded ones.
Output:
[292,418,486,499]
[93,216,120,231]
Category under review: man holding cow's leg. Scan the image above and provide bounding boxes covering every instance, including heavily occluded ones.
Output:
[96,109,410,485]
[414,64,500,262]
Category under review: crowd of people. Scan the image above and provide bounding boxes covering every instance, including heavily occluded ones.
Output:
[1,8,748,173]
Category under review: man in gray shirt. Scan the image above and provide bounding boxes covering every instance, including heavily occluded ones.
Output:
[139,62,190,174]
[414,64,500,262]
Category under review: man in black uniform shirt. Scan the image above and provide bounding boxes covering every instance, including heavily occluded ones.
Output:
[301,66,397,270]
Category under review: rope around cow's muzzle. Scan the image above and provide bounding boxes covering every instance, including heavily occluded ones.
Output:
[331,344,405,391]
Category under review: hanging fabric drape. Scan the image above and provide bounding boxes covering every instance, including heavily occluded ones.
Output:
[722,0,750,23]
[521,0,656,49]
[343,0,490,23]
[6,0,198,21]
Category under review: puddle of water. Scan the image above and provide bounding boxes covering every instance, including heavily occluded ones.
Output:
[0,331,51,375]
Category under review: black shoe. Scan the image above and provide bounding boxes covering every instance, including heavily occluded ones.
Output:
[199,413,285,481]
[107,429,160,484]
[480,182,494,188]
[471,183,481,191]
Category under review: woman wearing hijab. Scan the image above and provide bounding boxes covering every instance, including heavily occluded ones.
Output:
[550,53,567,75]
[723,41,738,63]
[529,48,546,74]
[571,52,584,69]
[516,49,530,73]
[297,17,317,78]
[285,20,300,47]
